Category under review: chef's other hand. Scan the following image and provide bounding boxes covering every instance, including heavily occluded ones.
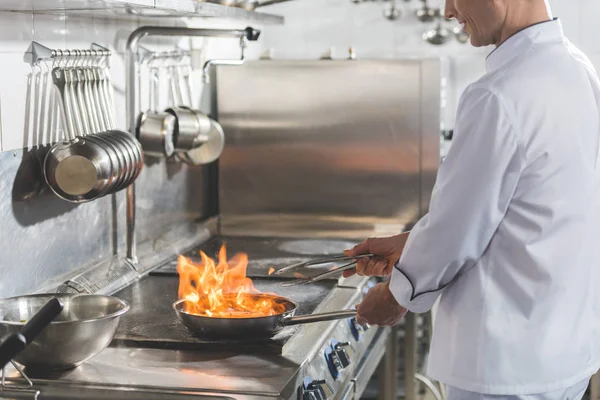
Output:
[356,281,407,326]
[342,232,409,277]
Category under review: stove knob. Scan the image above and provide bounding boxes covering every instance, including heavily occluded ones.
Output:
[348,317,368,340]
[325,347,343,379]
[303,379,333,400]
[333,342,352,368]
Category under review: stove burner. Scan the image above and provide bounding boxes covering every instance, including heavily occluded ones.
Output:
[110,275,335,354]
[277,239,357,255]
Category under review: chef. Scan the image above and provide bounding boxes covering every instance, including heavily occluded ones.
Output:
[345,0,600,399]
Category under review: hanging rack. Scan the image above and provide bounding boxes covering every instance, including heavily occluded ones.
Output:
[25,41,112,67]
[125,26,261,264]
[138,47,192,64]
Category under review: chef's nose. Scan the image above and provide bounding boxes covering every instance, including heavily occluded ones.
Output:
[444,0,457,20]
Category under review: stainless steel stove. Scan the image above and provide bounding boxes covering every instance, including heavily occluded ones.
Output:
[3,236,390,400]
[111,275,336,353]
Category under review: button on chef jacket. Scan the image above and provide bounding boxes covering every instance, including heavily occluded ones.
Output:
[388,19,600,394]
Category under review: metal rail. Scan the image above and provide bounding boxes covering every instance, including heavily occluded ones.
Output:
[124,26,260,263]
[26,41,112,66]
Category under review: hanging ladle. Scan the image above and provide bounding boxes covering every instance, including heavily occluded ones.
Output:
[424,17,450,45]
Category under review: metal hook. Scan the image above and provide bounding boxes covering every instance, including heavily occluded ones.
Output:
[54,49,62,68]
[64,50,74,68]
[73,49,80,67]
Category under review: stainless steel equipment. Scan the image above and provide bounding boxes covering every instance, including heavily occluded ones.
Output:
[215,59,441,237]
[136,56,177,158]
[415,0,441,23]
[125,26,262,263]
[173,295,356,339]
[136,111,176,157]
[32,42,144,203]
[0,297,63,400]
[1,237,390,400]
[175,118,225,165]
[275,253,374,286]
[0,36,441,400]
[275,253,373,275]
[383,2,401,21]
[137,49,225,164]
[423,19,450,45]
[0,294,129,370]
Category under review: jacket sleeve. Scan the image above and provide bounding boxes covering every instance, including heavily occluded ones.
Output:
[389,86,525,313]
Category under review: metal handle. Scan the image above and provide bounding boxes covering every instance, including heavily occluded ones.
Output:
[280,261,358,287]
[283,310,356,327]
[75,68,91,135]
[20,298,63,343]
[274,253,373,276]
[52,68,74,140]
[0,334,26,372]
[307,261,357,282]
[90,68,107,132]
[0,298,63,369]
[68,69,85,137]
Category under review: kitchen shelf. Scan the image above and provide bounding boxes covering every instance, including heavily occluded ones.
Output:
[0,0,284,24]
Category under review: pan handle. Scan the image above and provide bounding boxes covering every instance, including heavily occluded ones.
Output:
[283,310,356,327]
[0,298,63,370]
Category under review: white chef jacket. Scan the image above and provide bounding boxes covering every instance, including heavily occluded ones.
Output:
[388,19,600,394]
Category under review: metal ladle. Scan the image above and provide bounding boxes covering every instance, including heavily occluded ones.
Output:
[383,1,401,21]
[415,0,440,23]
[424,19,450,45]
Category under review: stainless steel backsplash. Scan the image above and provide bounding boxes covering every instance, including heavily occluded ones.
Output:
[215,59,441,238]
[0,148,209,298]
[0,58,441,298]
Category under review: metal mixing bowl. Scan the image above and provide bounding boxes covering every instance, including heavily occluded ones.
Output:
[0,294,129,370]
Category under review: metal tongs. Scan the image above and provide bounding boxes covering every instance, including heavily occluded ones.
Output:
[275,254,373,287]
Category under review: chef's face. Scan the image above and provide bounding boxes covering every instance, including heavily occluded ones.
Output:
[444,0,505,47]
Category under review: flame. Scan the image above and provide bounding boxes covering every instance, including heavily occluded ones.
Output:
[177,245,287,318]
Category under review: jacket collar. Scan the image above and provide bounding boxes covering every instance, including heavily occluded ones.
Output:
[486,18,564,73]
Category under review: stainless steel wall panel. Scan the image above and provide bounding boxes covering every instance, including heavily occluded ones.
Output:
[0,149,209,298]
[0,149,116,298]
[216,59,440,234]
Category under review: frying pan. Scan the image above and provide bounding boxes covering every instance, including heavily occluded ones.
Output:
[173,294,356,339]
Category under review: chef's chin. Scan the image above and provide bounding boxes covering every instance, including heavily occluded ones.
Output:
[468,34,490,48]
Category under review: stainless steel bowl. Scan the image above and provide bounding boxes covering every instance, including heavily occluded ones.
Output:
[0,294,129,370]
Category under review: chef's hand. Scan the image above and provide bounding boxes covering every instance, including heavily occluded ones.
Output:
[356,281,407,326]
[343,232,409,277]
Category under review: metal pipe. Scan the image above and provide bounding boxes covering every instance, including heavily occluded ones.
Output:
[125,26,260,263]
[202,33,248,83]
[202,59,244,84]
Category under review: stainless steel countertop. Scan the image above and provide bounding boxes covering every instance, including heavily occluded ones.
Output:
[3,280,387,400]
